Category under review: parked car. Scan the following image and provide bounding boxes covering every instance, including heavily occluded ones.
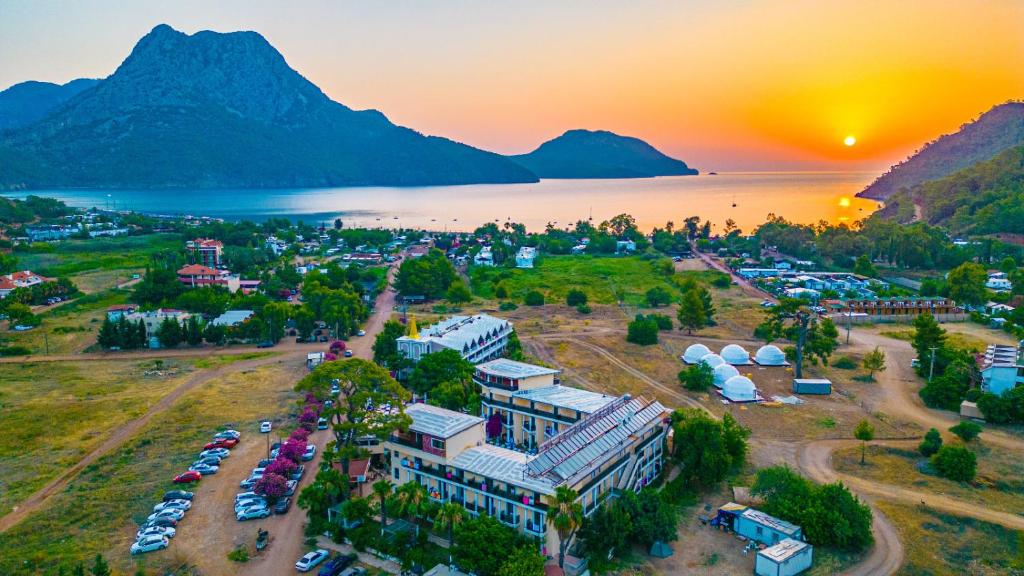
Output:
[13,325,35,331]
[343,350,353,358]
[257,341,275,348]
[136,525,176,540]
[257,458,274,468]
[162,490,193,502]
[301,445,317,461]
[295,549,330,572]
[911,358,921,368]
[330,384,340,395]
[147,508,185,523]
[318,553,357,576]
[213,430,241,440]
[236,491,260,502]
[141,517,177,529]
[317,418,329,430]
[153,499,191,512]
[204,438,237,450]
[357,330,366,337]
[260,421,273,433]
[236,505,271,521]
[195,456,222,467]
[130,535,169,555]
[172,471,201,484]
[339,568,367,576]
[199,448,230,459]
[235,498,267,513]
[283,479,299,496]
[189,463,219,475]
[290,465,305,482]
[274,497,292,515]
[318,336,328,343]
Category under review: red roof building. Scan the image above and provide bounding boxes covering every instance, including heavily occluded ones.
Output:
[177,264,228,287]
[186,238,224,268]
[0,270,54,298]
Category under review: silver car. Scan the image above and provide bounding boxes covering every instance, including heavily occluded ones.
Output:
[147,508,185,523]
[153,499,191,512]
[136,525,176,540]
[236,505,271,521]
[130,535,169,555]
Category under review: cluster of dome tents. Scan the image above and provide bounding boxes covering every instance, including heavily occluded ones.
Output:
[681,343,789,403]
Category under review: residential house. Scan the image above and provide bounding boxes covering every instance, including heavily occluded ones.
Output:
[210,310,255,327]
[755,539,813,576]
[515,246,537,269]
[265,236,289,256]
[397,314,513,365]
[177,264,232,289]
[987,273,1013,292]
[615,240,637,254]
[124,308,191,347]
[407,245,431,258]
[106,304,138,320]
[384,395,668,556]
[985,301,1016,317]
[186,238,223,269]
[979,344,1024,396]
[474,246,495,267]
[0,270,54,299]
[829,297,962,322]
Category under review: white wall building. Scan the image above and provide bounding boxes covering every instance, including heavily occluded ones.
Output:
[516,246,537,269]
[397,314,513,365]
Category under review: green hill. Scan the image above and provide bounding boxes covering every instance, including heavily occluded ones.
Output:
[509,129,697,178]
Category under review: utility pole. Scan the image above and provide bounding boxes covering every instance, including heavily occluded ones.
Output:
[928,347,938,383]
[794,310,809,379]
[846,303,852,345]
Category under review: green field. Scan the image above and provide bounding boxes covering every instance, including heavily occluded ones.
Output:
[0,360,297,574]
[15,234,180,278]
[1,290,128,355]
[470,255,724,306]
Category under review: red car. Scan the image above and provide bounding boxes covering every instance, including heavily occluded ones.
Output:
[173,471,202,484]
[204,438,237,450]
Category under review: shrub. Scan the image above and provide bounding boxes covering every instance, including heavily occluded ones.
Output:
[494,283,508,299]
[566,289,588,307]
[949,421,982,442]
[710,272,732,288]
[576,304,591,314]
[0,345,31,356]
[931,445,977,482]
[626,315,659,346]
[833,356,857,370]
[524,290,545,306]
[645,286,672,307]
[678,363,713,391]
[227,547,249,562]
[918,428,942,457]
[498,301,518,311]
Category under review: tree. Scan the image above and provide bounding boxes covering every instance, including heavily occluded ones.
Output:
[626,315,658,345]
[931,445,977,482]
[671,409,748,488]
[677,362,713,391]
[565,289,588,307]
[185,315,203,346]
[97,317,121,349]
[645,286,672,307]
[394,481,429,534]
[911,313,946,375]
[861,347,886,380]
[203,322,227,345]
[293,306,316,341]
[408,348,474,401]
[372,479,392,536]
[918,428,943,457]
[88,555,111,576]
[453,516,525,576]
[754,298,837,378]
[852,255,877,277]
[949,421,982,442]
[156,317,183,348]
[297,466,348,532]
[946,262,988,306]
[0,252,17,275]
[676,289,707,334]
[372,320,408,371]
[296,360,411,477]
[854,420,874,465]
[435,502,467,566]
[578,498,632,564]
[620,488,679,547]
[395,249,457,298]
[524,290,545,306]
[446,282,472,305]
[254,472,288,501]
[552,486,583,569]
[498,546,545,576]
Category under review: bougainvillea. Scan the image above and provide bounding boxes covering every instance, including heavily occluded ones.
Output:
[324,352,338,362]
[329,340,346,353]
[278,439,307,463]
[253,472,288,499]
[299,407,318,425]
[289,427,311,442]
[266,457,297,477]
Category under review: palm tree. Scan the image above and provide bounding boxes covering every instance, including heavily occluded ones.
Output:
[552,486,583,569]
[434,502,467,567]
[395,481,429,535]
[372,479,392,536]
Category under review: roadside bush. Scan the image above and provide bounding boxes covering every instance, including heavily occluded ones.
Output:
[918,428,942,457]
[931,445,977,482]
[710,272,732,288]
[566,289,588,307]
[949,421,982,442]
[227,547,249,563]
[647,313,673,330]
[833,356,857,370]
[645,286,672,307]
[678,362,713,392]
[524,290,545,306]
[626,315,659,346]
[0,345,31,356]
[576,304,591,314]
[498,301,518,311]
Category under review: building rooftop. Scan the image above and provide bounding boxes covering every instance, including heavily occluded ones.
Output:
[449,443,555,495]
[512,385,616,414]
[399,314,512,355]
[477,358,559,379]
[177,264,219,276]
[741,508,802,536]
[759,539,809,563]
[211,310,255,326]
[405,403,484,439]
[981,344,1022,369]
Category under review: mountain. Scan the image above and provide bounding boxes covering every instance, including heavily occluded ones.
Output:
[509,129,698,178]
[0,24,536,189]
[858,102,1024,200]
[0,79,100,131]
[873,144,1024,235]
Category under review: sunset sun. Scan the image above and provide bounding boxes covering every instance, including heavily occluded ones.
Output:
[844,135,857,147]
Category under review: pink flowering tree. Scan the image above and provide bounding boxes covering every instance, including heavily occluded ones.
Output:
[329,340,346,354]
[254,472,288,500]
[324,352,338,362]
[278,440,307,463]
[266,458,297,477]
[299,407,318,426]
[290,427,311,442]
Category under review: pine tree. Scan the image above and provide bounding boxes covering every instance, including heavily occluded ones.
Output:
[97,317,120,349]
[89,554,111,576]
[677,289,707,335]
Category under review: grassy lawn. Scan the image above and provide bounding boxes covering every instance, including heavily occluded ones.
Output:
[1,290,128,354]
[878,328,988,353]
[0,359,196,516]
[834,444,1024,514]
[0,361,300,574]
[877,501,1024,575]
[15,234,180,278]
[469,255,724,306]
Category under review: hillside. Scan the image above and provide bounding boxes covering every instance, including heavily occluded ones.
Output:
[874,144,1024,235]
[0,79,99,131]
[509,129,697,178]
[858,102,1024,200]
[0,24,536,189]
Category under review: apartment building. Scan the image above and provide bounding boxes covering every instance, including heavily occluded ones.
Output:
[186,238,223,268]
[0,270,54,299]
[397,314,513,365]
[827,296,962,322]
[385,395,668,555]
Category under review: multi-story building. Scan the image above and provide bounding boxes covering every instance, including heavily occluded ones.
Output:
[979,344,1024,396]
[0,270,54,299]
[177,264,230,288]
[186,238,223,268]
[385,396,668,556]
[397,314,513,365]
[826,297,962,322]
[475,359,617,450]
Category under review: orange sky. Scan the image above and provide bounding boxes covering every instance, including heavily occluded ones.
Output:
[2,0,1022,170]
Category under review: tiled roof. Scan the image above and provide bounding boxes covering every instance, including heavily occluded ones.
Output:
[177,264,218,276]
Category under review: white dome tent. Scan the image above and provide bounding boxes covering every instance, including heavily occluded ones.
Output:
[722,375,758,402]
[699,353,726,369]
[713,363,740,388]
[754,344,788,366]
[682,343,712,364]
[720,344,751,365]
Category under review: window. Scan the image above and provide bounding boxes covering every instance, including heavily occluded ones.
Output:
[430,438,445,451]
[393,467,399,480]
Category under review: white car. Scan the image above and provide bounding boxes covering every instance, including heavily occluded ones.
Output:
[136,525,176,540]
[214,429,241,440]
[236,505,271,521]
[199,448,230,459]
[235,491,260,502]
[153,499,191,512]
[235,497,267,511]
[147,508,185,523]
[301,445,317,461]
[295,549,330,572]
[130,535,169,555]
[357,330,366,337]
[260,421,272,433]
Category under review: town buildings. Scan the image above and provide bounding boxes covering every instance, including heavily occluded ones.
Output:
[0,270,54,299]
[186,238,223,268]
[986,272,1013,292]
[397,314,513,365]
[516,246,537,268]
[979,344,1024,396]
[124,308,192,347]
[825,297,963,323]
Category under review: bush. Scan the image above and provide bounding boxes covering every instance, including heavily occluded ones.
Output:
[566,289,588,307]
[645,286,672,307]
[949,421,982,442]
[710,272,732,288]
[678,363,713,391]
[494,283,509,299]
[498,301,518,311]
[227,547,249,562]
[647,313,673,331]
[918,428,942,457]
[833,356,857,370]
[576,304,591,314]
[931,445,977,482]
[523,290,545,306]
[0,345,31,357]
[626,315,659,346]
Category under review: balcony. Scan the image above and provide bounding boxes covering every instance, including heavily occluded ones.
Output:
[389,433,422,451]
[524,519,546,536]
[499,511,521,527]
[523,420,536,433]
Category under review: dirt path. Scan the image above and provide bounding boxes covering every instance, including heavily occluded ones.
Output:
[0,337,318,363]
[0,350,301,534]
